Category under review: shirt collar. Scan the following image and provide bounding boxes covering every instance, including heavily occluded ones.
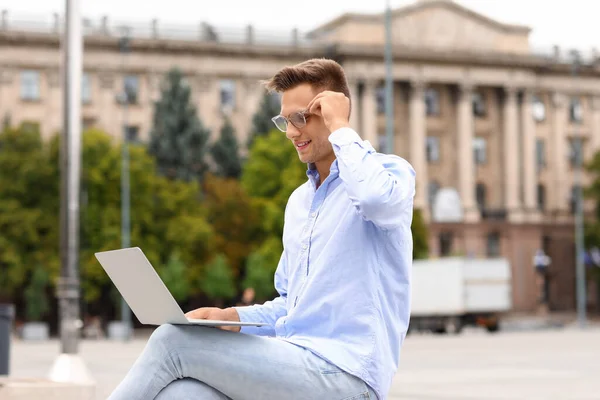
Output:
[306,160,339,189]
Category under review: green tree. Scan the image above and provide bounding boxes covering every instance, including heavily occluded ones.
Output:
[248,91,280,147]
[148,67,211,182]
[0,124,59,304]
[24,265,50,321]
[411,209,429,259]
[585,150,600,308]
[203,174,262,279]
[158,252,190,303]
[200,254,236,306]
[48,129,214,313]
[241,129,307,270]
[210,117,242,179]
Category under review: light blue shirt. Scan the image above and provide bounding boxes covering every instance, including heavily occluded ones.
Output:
[235,127,415,400]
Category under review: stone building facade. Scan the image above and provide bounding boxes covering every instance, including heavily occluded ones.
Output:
[1,0,598,311]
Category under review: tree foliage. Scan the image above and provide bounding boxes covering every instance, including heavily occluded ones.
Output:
[199,254,236,304]
[158,252,190,303]
[203,174,262,280]
[585,150,600,286]
[241,129,307,295]
[248,91,280,147]
[210,117,242,179]
[50,129,214,310]
[411,209,429,260]
[24,265,50,321]
[148,67,211,182]
[0,124,59,302]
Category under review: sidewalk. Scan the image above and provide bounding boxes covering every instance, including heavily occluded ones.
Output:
[500,310,600,332]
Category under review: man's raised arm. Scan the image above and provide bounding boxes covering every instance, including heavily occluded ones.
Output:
[233,252,288,336]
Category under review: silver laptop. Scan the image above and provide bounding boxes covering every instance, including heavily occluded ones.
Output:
[95,247,267,328]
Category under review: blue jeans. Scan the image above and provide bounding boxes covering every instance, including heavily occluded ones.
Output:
[108,324,377,399]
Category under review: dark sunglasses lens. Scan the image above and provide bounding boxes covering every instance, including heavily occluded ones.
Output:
[272,116,288,132]
[289,113,307,128]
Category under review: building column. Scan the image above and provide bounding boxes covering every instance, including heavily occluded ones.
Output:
[550,92,569,217]
[361,80,379,150]
[45,69,62,140]
[521,89,540,222]
[503,86,523,222]
[409,80,428,215]
[457,83,479,222]
[98,72,120,138]
[348,79,359,132]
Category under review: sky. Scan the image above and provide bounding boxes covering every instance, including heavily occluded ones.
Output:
[0,0,597,53]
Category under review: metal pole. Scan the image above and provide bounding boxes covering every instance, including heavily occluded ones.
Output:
[119,31,132,340]
[571,51,587,328]
[384,0,394,154]
[574,136,586,328]
[58,0,82,356]
[49,0,93,383]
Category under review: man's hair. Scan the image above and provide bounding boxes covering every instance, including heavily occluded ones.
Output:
[262,58,352,115]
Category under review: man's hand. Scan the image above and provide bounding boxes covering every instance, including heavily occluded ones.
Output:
[306,90,351,133]
[185,307,241,332]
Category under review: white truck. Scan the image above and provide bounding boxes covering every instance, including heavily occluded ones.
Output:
[408,257,512,334]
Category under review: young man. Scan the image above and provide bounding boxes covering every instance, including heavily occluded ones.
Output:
[108,58,415,400]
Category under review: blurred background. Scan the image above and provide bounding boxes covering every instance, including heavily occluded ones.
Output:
[0,0,600,398]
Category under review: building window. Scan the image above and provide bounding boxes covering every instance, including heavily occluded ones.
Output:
[533,95,546,122]
[537,184,546,211]
[425,88,440,116]
[476,182,487,210]
[487,232,501,257]
[20,70,40,101]
[219,79,236,111]
[569,97,583,123]
[426,136,440,162]
[126,125,140,143]
[82,73,92,104]
[536,139,546,171]
[473,137,487,164]
[375,85,385,114]
[439,232,453,257]
[428,180,440,210]
[123,75,139,104]
[472,91,486,117]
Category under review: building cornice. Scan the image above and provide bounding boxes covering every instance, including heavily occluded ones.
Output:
[307,0,531,38]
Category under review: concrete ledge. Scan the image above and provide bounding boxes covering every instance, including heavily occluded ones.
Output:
[0,378,95,400]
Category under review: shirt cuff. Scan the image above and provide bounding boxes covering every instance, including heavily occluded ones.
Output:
[328,127,363,147]
[328,128,376,154]
[233,306,269,335]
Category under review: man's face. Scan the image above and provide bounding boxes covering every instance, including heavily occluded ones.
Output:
[279,83,334,165]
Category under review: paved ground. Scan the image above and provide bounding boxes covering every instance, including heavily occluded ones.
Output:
[7,326,600,399]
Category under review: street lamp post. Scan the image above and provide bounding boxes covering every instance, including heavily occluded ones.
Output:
[571,50,587,328]
[49,0,93,383]
[119,29,132,341]
[384,0,394,154]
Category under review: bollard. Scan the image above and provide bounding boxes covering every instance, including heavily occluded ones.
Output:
[0,303,14,376]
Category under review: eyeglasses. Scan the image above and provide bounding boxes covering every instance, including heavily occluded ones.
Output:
[271,111,311,133]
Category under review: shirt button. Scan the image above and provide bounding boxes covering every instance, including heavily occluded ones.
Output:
[311,212,316,218]
[303,244,308,250]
